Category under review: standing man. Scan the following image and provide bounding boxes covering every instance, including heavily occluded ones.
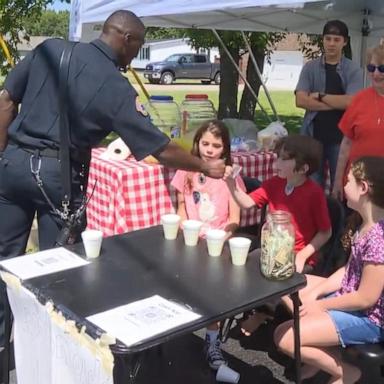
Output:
[0,10,225,258]
[295,20,363,188]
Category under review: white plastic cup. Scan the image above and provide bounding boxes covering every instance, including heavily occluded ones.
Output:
[206,229,226,257]
[182,220,203,246]
[229,237,251,266]
[216,364,240,383]
[81,230,103,259]
[161,214,181,240]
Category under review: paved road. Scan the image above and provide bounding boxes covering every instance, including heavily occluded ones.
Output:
[133,81,222,93]
[6,325,300,384]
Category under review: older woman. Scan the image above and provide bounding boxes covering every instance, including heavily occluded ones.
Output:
[333,43,384,200]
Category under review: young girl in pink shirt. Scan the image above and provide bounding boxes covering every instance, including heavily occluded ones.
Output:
[171,120,244,370]
[171,120,244,239]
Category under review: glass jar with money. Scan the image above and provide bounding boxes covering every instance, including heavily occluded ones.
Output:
[260,211,295,280]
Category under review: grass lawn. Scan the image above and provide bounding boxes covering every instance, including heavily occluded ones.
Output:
[104,84,303,146]
[1,69,303,144]
[135,88,303,133]
[103,87,303,146]
[125,70,304,135]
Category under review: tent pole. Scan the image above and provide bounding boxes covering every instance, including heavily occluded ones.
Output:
[211,28,272,122]
[240,31,279,121]
[0,35,14,67]
[361,36,368,87]
[129,65,151,101]
[360,9,371,87]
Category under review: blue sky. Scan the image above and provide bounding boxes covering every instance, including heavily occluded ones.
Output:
[47,0,71,11]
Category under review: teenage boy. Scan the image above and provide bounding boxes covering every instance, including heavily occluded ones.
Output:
[295,20,363,189]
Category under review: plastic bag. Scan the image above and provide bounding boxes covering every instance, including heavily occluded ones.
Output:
[258,121,288,151]
[222,118,259,152]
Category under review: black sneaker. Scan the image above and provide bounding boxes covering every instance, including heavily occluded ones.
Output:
[204,335,227,370]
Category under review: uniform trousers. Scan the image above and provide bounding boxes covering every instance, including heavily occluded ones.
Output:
[0,144,87,256]
[0,144,88,346]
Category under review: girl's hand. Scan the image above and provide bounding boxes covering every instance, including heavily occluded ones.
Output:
[301,289,320,305]
[299,300,326,317]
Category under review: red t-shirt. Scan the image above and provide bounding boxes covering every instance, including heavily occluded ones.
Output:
[339,87,384,176]
[249,176,331,265]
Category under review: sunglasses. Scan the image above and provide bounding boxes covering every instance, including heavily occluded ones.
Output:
[366,64,384,73]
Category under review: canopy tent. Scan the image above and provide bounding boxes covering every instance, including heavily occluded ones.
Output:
[70,0,384,64]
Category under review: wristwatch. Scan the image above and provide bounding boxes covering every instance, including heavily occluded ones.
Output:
[318,92,326,102]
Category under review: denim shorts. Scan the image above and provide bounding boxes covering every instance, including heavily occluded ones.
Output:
[327,309,384,348]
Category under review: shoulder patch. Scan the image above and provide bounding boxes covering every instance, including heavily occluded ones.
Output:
[136,97,148,116]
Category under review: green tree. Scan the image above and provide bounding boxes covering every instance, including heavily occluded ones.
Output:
[238,32,285,120]
[24,10,69,39]
[0,0,68,74]
[0,1,49,73]
[186,29,285,120]
[146,27,185,40]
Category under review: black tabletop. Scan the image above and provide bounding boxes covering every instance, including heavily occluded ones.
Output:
[23,226,306,354]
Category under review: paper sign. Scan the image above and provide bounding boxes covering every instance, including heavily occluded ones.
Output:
[0,247,89,280]
[7,285,113,384]
[87,295,201,346]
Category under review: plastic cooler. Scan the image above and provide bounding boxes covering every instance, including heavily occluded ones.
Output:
[180,94,217,150]
[145,95,183,145]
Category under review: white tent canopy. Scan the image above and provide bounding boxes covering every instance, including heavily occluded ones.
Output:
[70,0,384,63]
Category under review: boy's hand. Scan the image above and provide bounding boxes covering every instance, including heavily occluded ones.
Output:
[295,251,306,273]
[223,165,234,181]
[295,259,305,274]
[223,166,236,190]
[223,164,242,181]
[232,164,242,178]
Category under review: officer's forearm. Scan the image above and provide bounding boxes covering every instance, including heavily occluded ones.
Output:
[155,141,204,172]
[155,142,225,178]
[0,90,16,151]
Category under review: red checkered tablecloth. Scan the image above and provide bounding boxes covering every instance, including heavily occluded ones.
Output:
[86,148,277,236]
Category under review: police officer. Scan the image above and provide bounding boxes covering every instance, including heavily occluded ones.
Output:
[0,10,225,258]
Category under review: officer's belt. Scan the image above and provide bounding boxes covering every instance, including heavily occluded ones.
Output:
[18,145,59,158]
[13,143,90,163]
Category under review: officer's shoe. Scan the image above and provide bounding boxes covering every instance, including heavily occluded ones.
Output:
[204,334,227,370]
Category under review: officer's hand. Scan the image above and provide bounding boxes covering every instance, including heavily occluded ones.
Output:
[201,159,225,179]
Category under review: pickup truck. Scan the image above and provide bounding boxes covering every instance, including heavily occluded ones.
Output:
[143,53,220,85]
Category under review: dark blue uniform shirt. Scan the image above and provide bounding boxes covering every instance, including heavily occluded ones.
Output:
[4,38,169,160]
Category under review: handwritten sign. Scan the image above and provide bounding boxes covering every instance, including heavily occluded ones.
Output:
[7,285,113,384]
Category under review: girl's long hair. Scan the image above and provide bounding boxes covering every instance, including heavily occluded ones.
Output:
[341,156,384,254]
[185,120,231,192]
[191,120,232,165]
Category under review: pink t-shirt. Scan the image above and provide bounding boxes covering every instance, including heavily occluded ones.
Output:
[171,170,245,236]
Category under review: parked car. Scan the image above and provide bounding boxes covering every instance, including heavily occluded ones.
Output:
[143,53,220,85]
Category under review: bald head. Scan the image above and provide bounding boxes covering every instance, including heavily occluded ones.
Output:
[101,10,146,69]
[103,10,144,35]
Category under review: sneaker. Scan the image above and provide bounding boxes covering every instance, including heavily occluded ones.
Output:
[204,335,227,370]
